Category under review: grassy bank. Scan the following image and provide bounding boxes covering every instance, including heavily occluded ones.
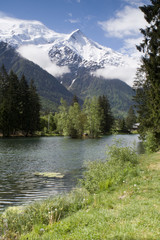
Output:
[0,144,160,239]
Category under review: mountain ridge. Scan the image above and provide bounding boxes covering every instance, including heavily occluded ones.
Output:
[0,16,136,116]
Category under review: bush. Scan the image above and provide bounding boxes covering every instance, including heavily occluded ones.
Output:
[81,140,139,193]
[144,131,158,153]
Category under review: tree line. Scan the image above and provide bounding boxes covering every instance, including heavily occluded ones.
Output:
[0,64,138,138]
[134,0,160,147]
[41,103,137,137]
[0,65,40,137]
[54,95,114,138]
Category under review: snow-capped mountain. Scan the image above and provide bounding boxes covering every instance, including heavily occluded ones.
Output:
[48,29,125,71]
[0,16,136,116]
[0,17,66,46]
[0,16,135,86]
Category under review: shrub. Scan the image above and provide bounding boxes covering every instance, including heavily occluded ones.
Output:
[144,131,158,153]
[81,140,138,193]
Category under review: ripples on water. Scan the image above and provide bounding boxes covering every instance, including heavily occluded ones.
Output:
[0,134,142,211]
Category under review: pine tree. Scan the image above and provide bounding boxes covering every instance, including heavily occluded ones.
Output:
[126,106,137,131]
[134,0,160,141]
[0,66,41,137]
[0,65,10,136]
[98,95,114,134]
[28,79,41,135]
[19,75,30,136]
[7,70,20,134]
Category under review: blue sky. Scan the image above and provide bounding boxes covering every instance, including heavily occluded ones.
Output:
[0,0,149,53]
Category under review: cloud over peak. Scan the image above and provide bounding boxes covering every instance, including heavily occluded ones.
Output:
[18,45,70,78]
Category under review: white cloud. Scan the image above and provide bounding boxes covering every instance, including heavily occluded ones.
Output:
[97,3,148,86]
[77,0,81,2]
[98,6,146,39]
[93,52,142,87]
[94,61,139,87]
[68,18,80,24]
[18,45,70,78]
[120,37,143,57]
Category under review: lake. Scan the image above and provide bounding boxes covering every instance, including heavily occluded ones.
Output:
[0,134,142,211]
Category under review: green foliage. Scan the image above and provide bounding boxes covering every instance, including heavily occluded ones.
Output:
[83,97,102,138]
[125,106,137,130]
[134,0,160,144]
[143,130,158,154]
[55,96,113,138]
[40,113,56,134]
[98,95,114,134]
[81,140,138,193]
[68,102,86,138]
[115,118,128,133]
[0,65,41,136]
[54,99,69,136]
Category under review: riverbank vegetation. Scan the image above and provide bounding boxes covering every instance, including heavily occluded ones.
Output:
[0,141,160,239]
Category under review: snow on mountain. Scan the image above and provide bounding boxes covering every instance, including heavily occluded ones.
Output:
[0,16,66,46]
[0,16,138,86]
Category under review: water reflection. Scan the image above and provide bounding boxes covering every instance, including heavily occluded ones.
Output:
[0,134,141,211]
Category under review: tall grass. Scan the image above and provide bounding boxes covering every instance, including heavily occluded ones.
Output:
[81,140,139,193]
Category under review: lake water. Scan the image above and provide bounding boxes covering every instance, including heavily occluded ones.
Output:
[0,134,142,211]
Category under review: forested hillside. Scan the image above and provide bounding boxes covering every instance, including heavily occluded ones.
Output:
[0,42,74,112]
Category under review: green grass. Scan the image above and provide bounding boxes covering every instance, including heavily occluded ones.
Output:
[0,146,160,240]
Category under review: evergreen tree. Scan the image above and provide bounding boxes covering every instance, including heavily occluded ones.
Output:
[134,0,160,141]
[0,65,10,136]
[19,75,30,136]
[98,95,114,134]
[118,118,128,133]
[126,106,137,130]
[7,70,20,134]
[28,79,41,134]
[0,66,41,137]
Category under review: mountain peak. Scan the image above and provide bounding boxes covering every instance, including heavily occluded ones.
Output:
[68,29,85,42]
[0,16,65,47]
